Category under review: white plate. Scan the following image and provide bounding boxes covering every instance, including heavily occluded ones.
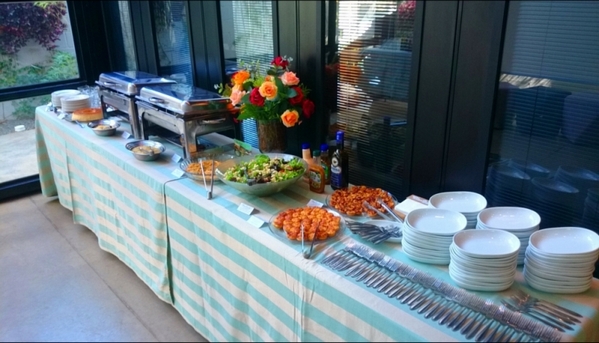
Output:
[405,208,467,235]
[403,248,450,265]
[428,191,487,214]
[450,244,518,268]
[524,266,593,287]
[362,219,403,243]
[450,269,514,292]
[524,257,594,278]
[528,227,599,256]
[524,270,592,294]
[477,207,541,231]
[402,227,453,248]
[453,229,520,258]
[401,238,450,258]
[526,245,599,264]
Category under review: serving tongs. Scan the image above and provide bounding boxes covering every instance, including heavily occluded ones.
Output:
[199,155,215,200]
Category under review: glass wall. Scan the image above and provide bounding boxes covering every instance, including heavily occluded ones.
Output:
[0,1,79,184]
[324,0,415,196]
[488,1,599,232]
[151,1,192,84]
[219,0,275,148]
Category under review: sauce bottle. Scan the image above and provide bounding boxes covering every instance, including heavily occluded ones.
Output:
[320,143,331,185]
[330,130,349,190]
[301,143,311,183]
[309,150,326,193]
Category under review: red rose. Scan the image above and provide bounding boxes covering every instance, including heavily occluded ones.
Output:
[302,99,315,119]
[288,86,303,105]
[271,56,289,69]
[249,88,265,106]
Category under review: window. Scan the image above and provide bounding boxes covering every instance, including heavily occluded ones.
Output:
[219,0,275,148]
[0,1,79,90]
[325,0,415,196]
[489,1,599,231]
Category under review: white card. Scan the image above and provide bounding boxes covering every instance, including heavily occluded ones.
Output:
[121,131,131,139]
[248,215,264,228]
[237,203,254,215]
[172,168,185,178]
[58,113,66,120]
[307,199,324,208]
[171,154,182,163]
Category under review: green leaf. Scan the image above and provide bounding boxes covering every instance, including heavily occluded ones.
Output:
[288,88,297,98]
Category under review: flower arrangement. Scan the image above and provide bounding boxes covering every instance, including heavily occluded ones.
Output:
[216,56,315,128]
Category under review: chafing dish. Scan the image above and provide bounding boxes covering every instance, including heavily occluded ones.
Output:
[95,71,176,139]
[135,84,238,159]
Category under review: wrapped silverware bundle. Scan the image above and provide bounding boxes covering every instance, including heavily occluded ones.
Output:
[321,243,562,343]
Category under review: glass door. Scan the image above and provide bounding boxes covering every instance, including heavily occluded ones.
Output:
[324,0,416,197]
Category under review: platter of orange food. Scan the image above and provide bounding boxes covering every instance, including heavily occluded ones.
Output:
[325,185,398,218]
[269,206,345,242]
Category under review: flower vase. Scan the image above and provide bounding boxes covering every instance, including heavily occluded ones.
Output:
[257,119,286,153]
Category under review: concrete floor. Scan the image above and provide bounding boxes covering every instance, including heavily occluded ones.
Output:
[0,192,207,342]
[0,129,38,184]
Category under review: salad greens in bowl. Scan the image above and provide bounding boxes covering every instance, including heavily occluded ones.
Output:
[215,153,308,196]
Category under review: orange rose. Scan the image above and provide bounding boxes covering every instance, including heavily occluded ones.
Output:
[265,75,275,82]
[232,70,250,86]
[259,81,278,100]
[280,71,300,86]
[280,109,300,127]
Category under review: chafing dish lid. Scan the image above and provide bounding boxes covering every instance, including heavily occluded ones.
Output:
[97,71,176,95]
[137,84,232,115]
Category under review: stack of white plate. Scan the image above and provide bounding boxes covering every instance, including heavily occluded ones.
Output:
[428,191,487,229]
[449,229,520,291]
[476,206,540,265]
[401,208,467,265]
[524,227,599,294]
[51,89,80,108]
[61,94,91,112]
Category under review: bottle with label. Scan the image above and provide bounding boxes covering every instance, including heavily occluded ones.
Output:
[309,150,325,193]
[301,143,311,183]
[330,130,349,190]
[320,143,331,185]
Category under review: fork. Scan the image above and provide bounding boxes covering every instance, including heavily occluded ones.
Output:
[513,289,582,319]
[501,299,570,332]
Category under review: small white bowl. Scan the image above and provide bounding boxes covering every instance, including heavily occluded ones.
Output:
[528,227,599,256]
[428,191,487,214]
[405,208,467,236]
[477,207,541,231]
[453,229,520,258]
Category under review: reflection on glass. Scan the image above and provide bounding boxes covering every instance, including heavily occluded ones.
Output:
[152,1,192,85]
[487,1,599,238]
[325,0,415,196]
[118,1,137,70]
[0,1,79,89]
[220,0,274,148]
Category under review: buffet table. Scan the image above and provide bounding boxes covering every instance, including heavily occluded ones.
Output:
[35,106,599,342]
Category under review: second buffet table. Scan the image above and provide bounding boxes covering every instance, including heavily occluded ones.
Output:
[35,106,599,342]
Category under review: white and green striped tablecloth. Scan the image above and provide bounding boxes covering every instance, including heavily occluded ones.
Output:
[35,106,180,303]
[36,106,599,342]
[164,178,599,342]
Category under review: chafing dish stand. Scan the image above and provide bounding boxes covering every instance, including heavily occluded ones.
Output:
[96,71,176,139]
[136,84,238,159]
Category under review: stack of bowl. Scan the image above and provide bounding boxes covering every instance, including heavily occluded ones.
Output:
[449,229,520,291]
[401,208,467,265]
[531,177,579,228]
[524,227,599,294]
[428,191,487,229]
[476,207,540,265]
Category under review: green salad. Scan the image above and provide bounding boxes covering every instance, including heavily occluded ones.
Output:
[223,154,305,184]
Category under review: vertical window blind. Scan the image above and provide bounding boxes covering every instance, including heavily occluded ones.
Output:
[331,0,414,196]
[489,1,599,232]
[220,0,275,148]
